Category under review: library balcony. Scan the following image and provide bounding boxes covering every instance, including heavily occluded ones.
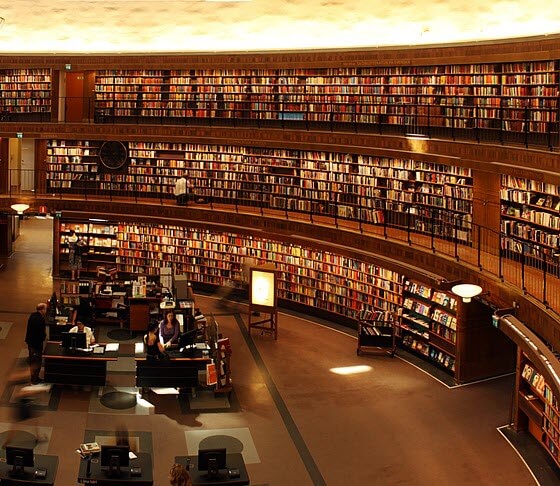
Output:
[1,168,559,326]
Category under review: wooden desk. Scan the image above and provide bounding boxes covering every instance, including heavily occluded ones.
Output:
[175,453,249,486]
[135,348,211,389]
[43,341,119,386]
[128,297,160,331]
[77,451,153,485]
[0,454,59,485]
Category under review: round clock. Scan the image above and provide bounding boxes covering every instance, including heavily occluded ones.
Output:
[99,141,128,170]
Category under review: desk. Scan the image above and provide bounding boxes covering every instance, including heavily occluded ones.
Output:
[77,451,153,485]
[0,454,58,485]
[135,348,211,389]
[175,453,249,486]
[43,341,119,386]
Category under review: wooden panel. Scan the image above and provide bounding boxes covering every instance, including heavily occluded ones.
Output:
[0,138,8,193]
[65,72,85,122]
[472,170,500,234]
[2,36,560,69]
[455,298,516,383]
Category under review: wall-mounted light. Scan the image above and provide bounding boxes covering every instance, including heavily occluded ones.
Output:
[405,132,429,140]
[451,283,483,303]
[10,203,30,215]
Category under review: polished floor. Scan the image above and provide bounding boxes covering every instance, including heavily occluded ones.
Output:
[0,217,540,485]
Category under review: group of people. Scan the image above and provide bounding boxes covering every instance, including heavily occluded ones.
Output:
[144,308,206,359]
[20,301,218,486]
[25,301,94,384]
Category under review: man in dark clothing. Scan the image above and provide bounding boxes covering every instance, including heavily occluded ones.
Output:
[25,302,47,384]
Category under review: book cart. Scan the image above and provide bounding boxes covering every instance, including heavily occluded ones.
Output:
[356,309,396,357]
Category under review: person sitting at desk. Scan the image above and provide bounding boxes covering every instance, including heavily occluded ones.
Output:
[69,320,95,347]
[159,311,180,349]
[169,463,193,486]
[145,322,165,359]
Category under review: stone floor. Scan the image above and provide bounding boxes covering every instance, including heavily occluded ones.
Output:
[0,217,543,485]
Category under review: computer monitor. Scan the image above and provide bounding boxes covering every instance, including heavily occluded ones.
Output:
[178,328,198,350]
[6,445,34,477]
[61,331,87,350]
[198,448,227,478]
[100,445,130,478]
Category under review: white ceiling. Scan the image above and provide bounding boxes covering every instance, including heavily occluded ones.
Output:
[0,0,558,54]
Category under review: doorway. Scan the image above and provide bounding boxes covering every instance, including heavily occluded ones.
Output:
[7,138,35,194]
[66,72,85,122]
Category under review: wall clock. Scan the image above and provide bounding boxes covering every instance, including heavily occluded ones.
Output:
[99,141,128,170]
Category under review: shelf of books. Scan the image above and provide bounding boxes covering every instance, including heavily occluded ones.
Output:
[398,278,459,376]
[59,280,91,306]
[46,140,101,193]
[517,352,560,467]
[500,174,560,271]
[0,68,51,119]
[44,138,473,241]
[58,221,119,277]
[90,62,558,139]
[356,309,396,356]
[54,218,403,323]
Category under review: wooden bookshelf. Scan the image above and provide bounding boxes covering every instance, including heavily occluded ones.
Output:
[59,279,91,306]
[517,351,560,467]
[0,68,51,120]
[45,138,473,242]
[57,220,118,278]
[46,140,101,193]
[88,62,558,140]
[54,217,403,323]
[356,309,396,356]
[398,278,459,376]
[500,174,560,266]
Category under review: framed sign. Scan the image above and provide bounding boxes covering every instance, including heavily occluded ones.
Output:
[249,264,278,340]
[250,265,277,310]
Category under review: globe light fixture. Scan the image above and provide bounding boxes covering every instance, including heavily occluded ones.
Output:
[10,203,30,215]
[451,283,483,303]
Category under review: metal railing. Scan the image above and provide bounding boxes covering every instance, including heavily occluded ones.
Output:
[2,96,559,151]
[3,168,558,316]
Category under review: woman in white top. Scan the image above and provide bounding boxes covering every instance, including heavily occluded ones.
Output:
[69,321,95,347]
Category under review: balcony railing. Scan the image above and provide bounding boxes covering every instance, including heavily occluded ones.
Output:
[3,168,559,317]
[2,97,559,151]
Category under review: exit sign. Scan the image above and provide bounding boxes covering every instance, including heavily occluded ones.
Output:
[16,132,23,138]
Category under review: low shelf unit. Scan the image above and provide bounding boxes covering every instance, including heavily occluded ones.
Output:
[356,309,396,356]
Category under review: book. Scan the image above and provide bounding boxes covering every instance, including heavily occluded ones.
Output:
[206,363,217,386]
[80,442,100,455]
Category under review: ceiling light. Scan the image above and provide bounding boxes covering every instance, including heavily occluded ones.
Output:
[451,284,483,303]
[11,203,30,215]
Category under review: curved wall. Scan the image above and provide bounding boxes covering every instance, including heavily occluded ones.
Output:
[1,38,560,349]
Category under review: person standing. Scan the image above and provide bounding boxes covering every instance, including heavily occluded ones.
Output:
[25,303,47,384]
[68,230,87,280]
[159,311,180,348]
[175,176,187,206]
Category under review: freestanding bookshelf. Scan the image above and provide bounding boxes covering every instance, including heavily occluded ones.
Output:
[356,309,396,357]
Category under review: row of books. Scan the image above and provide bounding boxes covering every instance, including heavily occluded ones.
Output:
[522,363,546,394]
